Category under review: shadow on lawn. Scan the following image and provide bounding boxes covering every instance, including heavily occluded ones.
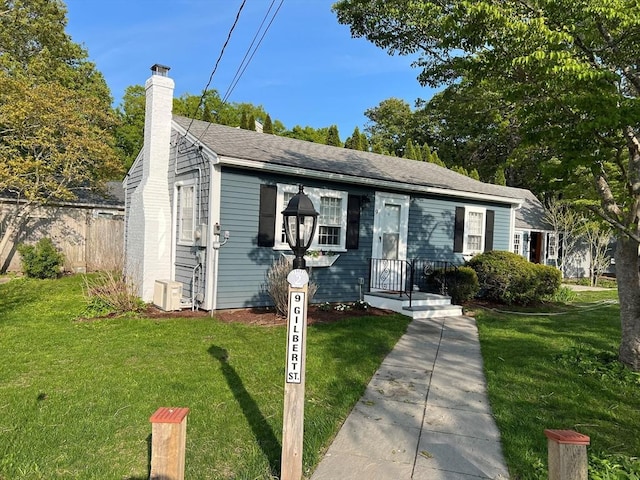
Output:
[208,345,281,477]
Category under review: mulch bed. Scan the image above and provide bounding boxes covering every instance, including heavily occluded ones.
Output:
[143,304,393,326]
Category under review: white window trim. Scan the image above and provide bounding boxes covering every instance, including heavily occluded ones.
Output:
[177,181,196,245]
[274,184,349,252]
[463,206,486,255]
[513,231,523,256]
[548,232,559,260]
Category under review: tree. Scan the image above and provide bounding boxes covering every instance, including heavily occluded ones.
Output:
[345,126,366,150]
[494,168,507,186]
[0,74,120,270]
[334,0,640,369]
[0,0,120,272]
[583,221,613,287]
[263,114,274,134]
[403,138,420,160]
[248,114,256,131]
[325,125,342,146]
[239,111,249,130]
[543,199,586,279]
[364,97,413,156]
[114,85,145,170]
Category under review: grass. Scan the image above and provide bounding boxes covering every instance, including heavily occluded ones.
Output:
[0,275,410,479]
[473,289,640,479]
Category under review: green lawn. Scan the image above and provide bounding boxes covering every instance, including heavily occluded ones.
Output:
[474,290,640,479]
[0,275,409,479]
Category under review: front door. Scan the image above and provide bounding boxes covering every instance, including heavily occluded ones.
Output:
[371,192,410,291]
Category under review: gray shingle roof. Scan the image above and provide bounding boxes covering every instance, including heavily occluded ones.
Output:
[502,186,550,231]
[173,116,523,204]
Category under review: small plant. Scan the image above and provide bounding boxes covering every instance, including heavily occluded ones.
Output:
[83,271,144,317]
[265,257,317,317]
[318,302,332,311]
[354,300,369,311]
[334,303,351,312]
[17,238,64,279]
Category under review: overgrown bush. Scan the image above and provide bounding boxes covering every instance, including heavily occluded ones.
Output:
[17,238,64,279]
[265,257,317,317]
[446,266,480,304]
[467,251,561,305]
[83,271,144,317]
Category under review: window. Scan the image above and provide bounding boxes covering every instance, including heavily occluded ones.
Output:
[178,183,195,243]
[275,184,348,251]
[548,233,558,259]
[318,196,342,246]
[454,206,493,255]
[465,210,484,253]
[513,232,522,256]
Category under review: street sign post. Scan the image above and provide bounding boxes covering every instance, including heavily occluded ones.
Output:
[281,269,310,480]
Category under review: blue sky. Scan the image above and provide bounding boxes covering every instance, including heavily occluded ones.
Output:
[64,0,436,138]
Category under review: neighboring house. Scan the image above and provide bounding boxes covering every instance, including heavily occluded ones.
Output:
[0,182,125,273]
[125,65,540,311]
[506,187,554,264]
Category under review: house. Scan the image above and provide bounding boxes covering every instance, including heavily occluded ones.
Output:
[0,182,125,273]
[125,65,538,312]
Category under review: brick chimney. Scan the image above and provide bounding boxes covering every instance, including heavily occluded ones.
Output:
[126,64,175,301]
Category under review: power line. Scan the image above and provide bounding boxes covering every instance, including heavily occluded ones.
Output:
[195,0,284,144]
[221,0,284,104]
[184,0,247,137]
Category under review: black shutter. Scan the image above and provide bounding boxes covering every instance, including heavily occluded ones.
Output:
[484,210,495,252]
[346,195,361,250]
[257,184,277,247]
[454,207,465,253]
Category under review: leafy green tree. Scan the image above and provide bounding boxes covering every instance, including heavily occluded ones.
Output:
[282,125,328,144]
[364,97,413,156]
[114,85,145,170]
[334,0,640,369]
[248,114,256,131]
[0,73,120,271]
[326,125,342,146]
[345,126,366,150]
[263,114,274,134]
[469,168,480,181]
[0,0,120,272]
[494,168,507,186]
[239,111,249,130]
[451,165,469,176]
[403,138,421,160]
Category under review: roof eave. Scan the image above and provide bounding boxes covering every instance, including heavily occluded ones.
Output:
[218,155,522,206]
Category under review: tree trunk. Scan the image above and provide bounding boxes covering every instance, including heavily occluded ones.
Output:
[615,236,640,370]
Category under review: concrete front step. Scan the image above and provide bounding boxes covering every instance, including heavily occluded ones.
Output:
[403,304,463,319]
[364,292,463,319]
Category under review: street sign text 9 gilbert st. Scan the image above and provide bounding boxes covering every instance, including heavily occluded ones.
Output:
[286,291,305,384]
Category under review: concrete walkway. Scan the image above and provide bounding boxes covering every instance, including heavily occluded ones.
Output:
[310,316,510,480]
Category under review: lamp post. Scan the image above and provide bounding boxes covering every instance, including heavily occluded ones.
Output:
[280,185,318,480]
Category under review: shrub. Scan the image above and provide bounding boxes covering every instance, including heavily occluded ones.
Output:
[467,251,561,305]
[17,238,64,279]
[446,266,479,304]
[83,271,144,316]
[265,257,317,317]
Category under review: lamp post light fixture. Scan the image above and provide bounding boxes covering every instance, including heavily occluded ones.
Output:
[280,185,318,480]
[282,185,319,270]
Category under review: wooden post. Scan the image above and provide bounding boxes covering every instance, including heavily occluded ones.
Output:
[281,269,310,480]
[149,407,190,480]
[544,429,590,480]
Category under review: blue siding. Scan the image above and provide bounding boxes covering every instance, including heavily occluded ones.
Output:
[408,197,512,263]
[213,168,515,310]
[216,169,374,309]
[170,134,211,305]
